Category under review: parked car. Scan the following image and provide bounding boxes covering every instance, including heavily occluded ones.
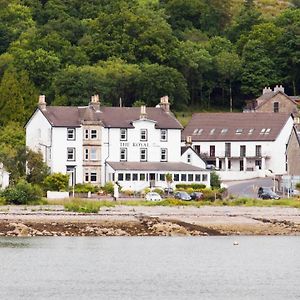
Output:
[174,191,191,201]
[258,187,280,200]
[164,187,174,194]
[145,192,162,201]
[190,192,203,200]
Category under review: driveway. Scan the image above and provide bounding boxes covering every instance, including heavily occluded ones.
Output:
[224,177,273,198]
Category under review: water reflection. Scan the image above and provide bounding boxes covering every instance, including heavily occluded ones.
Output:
[0,237,30,248]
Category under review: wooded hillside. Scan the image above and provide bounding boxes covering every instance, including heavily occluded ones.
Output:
[0,0,299,126]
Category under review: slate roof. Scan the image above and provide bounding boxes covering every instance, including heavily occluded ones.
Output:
[107,161,206,172]
[182,112,291,142]
[40,105,182,129]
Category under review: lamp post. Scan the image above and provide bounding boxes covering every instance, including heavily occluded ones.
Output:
[268,169,276,192]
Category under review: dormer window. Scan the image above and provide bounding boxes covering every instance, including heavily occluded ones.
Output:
[260,128,266,135]
[265,128,271,134]
[248,129,254,135]
[193,129,203,135]
[209,129,215,135]
[236,128,243,134]
[221,128,228,134]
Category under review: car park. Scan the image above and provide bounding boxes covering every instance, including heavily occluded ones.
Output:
[174,191,191,201]
[145,192,162,201]
[190,192,203,200]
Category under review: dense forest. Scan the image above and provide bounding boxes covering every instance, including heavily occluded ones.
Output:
[0,0,299,126]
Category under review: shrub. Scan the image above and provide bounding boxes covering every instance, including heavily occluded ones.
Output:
[64,198,102,213]
[122,189,134,196]
[102,181,114,195]
[210,171,221,189]
[153,188,164,195]
[296,182,300,191]
[74,183,100,193]
[1,180,43,205]
[43,173,69,191]
[175,183,206,190]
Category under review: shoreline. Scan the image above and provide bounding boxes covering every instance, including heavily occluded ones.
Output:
[0,205,300,237]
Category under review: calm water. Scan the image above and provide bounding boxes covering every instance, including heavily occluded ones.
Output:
[0,236,299,300]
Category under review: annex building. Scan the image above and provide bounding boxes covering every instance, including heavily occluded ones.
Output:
[26,95,210,190]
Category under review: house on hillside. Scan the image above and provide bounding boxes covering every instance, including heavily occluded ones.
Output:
[25,95,210,190]
[244,85,300,126]
[181,112,299,181]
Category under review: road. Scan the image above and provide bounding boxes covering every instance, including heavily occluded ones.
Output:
[225,177,273,198]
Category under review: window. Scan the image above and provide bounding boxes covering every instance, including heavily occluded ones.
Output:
[140,148,147,161]
[221,128,228,135]
[209,129,215,135]
[240,145,246,157]
[91,129,97,139]
[160,129,167,141]
[256,145,262,157]
[84,129,89,139]
[260,128,266,135]
[236,128,243,134]
[67,128,75,140]
[265,128,271,134]
[273,102,279,113]
[187,154,191,163]
[240,160,244,171]
[84,149,89,160]
[140,129,147,141]
[188,174,193,182]
[161,148,167,162]
[118,173,124,181]
[90,172,97,182]
[120,128,127,141]
[195,174,201,181]
[160,174,165,181]
[194,145,200,154]
[174,174,179,181]
[228,160,231,170]
[202,174,208,181]
[133,173,138,181]
[225,143,231,157]
[181,174,186,181]
[125,173,131,181]
[255,160,262,170]
[140,173,146,181]
[90,148,97,160]
[210,145,215,157]
[84,172,89,182]
[67,148,75,161]
[120,148,127,161]
[248,128,254,135]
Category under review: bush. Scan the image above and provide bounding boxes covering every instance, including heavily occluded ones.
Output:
[153,188,164,195]
[102,182,114,195]
[210,171,221,189]
[175,183,206,190]
[43,173,69,191]
[74,183,100,193]
[64,198,102,213]
[1,180,43,205]
[296,182,300,191]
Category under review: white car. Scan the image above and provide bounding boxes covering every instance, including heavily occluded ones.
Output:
[145,192,162,201]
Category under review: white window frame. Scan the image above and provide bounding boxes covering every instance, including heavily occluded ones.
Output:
[120,148,127,161]
[120,128,127,141]
[140,148,147,162]
[91,129,97,139]
[140,129,148,141]
[160,148,167,162]
[67,148,75,161]
[90,172,97,182]
[90,148,97,160]
[187,154,191,163]
[84,129,89,140]
[67,128,75,140]
[84,148,89,160]
[160,129,167,141]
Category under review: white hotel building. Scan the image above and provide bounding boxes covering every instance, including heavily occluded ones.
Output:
[25,95,210,190]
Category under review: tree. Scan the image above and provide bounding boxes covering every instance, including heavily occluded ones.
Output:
[165,173,173,196]
[215,51,241,111]
[210,171,221,189]
[26,149,50,185]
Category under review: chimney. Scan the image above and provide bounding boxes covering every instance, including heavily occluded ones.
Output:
[140,105,147,119]
[90,94,100,112]
[186,136,192,146]
[38,95,46,111]
[262,87,268,94]
[273,85,284,93]
[160,95,170,113]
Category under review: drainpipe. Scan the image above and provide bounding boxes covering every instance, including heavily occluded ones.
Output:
[104,127,110,184]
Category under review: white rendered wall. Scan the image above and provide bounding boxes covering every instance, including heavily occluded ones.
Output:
[181,148,206,169]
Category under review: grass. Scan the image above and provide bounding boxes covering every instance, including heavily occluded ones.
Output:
[64,198,115,213]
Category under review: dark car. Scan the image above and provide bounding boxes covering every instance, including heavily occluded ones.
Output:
[164,187,174,194]
[258,187,280,200]
[190,192,204,200]
[174,191,191,201]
